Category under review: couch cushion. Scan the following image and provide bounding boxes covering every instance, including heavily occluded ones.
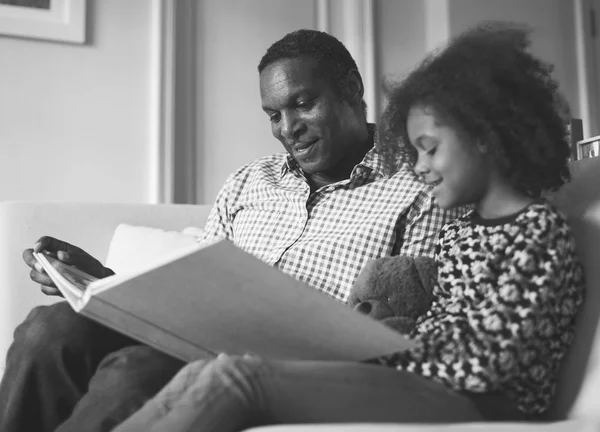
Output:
[547,156,600,419]
[244,419,595,432]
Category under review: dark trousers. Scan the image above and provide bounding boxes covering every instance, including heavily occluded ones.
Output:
[0,302,185,432]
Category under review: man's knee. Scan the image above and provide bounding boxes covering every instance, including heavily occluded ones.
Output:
[10,302,85,357]
[98,346,182,371]
[94,346,184,389]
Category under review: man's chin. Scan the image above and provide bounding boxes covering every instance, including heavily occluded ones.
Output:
[293,155,324,173]
[296,162,321,175]
[292,143,319,163]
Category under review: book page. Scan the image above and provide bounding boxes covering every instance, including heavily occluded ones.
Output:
[32,252,97,310]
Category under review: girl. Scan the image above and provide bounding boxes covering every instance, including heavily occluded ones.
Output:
[113,22,584,432]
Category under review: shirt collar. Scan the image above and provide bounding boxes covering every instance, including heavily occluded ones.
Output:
[280,124,395,179]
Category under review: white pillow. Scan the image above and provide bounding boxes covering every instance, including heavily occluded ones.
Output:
[105,224,203,275]
[182,226,207,238]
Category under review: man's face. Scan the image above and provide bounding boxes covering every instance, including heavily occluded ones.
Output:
[259,57,360,178]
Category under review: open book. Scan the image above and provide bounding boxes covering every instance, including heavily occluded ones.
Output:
[33,240,415,362]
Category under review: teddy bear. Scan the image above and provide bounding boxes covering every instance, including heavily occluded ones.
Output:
[348,255,438,335]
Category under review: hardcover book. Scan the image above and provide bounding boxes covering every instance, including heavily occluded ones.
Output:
[33,240,415,362]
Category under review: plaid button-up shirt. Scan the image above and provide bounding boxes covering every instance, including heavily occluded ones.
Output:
[198,138,460,303]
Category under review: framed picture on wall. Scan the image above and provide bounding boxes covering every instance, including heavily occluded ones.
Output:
[0,0,86,44]
[576,136,600,160]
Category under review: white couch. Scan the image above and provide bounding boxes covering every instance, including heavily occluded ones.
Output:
[1,156,600,432]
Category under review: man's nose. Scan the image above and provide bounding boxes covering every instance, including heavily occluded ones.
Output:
[279,112,301,141]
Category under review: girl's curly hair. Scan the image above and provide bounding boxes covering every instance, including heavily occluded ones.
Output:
[379,21,572,198]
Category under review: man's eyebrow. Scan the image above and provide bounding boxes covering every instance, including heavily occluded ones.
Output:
[262,89,314,112]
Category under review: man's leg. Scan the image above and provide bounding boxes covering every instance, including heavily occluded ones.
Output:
[0,302,139,432]
[56,346,185,432]
[114,355,523,432]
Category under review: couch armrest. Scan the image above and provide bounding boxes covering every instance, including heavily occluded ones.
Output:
[0,201,211,370]
[244,419,594,432]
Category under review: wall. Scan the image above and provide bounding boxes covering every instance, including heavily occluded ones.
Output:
[195,0,315,203]
[448,0,580,118]
[0,0,156,203]
[0,0,583,205]
[375,0,580,119]
[376,0,428,116]
[193,0,448,203]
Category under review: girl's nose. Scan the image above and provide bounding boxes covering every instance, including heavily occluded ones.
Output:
[413,157,429,177]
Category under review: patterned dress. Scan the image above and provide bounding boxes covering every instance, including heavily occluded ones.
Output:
[372,200,585,416]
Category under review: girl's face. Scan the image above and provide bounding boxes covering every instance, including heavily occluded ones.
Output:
[406,106,491,209]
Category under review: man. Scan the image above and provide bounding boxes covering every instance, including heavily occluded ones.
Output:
[0,29,459,432]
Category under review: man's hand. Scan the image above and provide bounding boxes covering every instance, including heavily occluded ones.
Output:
[23,236,115,297]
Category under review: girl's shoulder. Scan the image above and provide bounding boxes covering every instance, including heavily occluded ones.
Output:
[441,199,573,242]
[493,200,576,253]
[516,199,572,234]
[519,199,567,220]
[465,199,569,229]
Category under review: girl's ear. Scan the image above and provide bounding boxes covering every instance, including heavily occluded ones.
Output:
[475,132,500,155]
[476,139,489,154]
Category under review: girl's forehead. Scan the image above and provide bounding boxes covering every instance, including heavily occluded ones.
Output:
[408,104,474,141]
[407,107,446,133]
[408,105,447,126]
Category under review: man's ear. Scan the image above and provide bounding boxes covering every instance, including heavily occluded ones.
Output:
[344,69,364,106]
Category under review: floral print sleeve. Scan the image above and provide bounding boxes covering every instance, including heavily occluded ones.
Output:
[371,201,584,416]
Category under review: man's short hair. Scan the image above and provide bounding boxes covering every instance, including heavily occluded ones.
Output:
[258,29,365,109]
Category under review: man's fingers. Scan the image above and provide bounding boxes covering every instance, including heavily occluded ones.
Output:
[29,268,55,288]
[24,248,55,275]
[57,250,74,264]
[56,250,105,278]
[34,236,81,255]
[23,248,36,269]
[23,248,52,274]
[33,236,61,253]
[40,285,63,297]
[59,250,99,270]
[29,236,107,279]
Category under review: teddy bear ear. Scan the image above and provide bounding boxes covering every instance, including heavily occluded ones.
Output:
[348,259,379,305]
